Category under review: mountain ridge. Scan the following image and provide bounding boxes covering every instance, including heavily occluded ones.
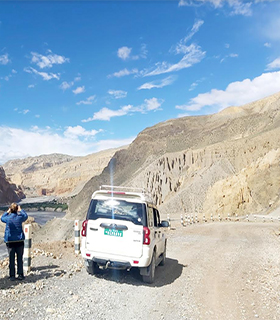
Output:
[68,91,280,221]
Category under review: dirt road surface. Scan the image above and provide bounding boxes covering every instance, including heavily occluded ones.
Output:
[0,221,279,320]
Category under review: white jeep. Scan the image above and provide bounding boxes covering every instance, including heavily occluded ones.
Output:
[81,185,169,283]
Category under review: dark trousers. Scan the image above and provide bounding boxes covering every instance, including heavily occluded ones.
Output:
[6,241,24,277]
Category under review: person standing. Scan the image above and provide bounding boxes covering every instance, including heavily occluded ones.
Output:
[1,203,28,281]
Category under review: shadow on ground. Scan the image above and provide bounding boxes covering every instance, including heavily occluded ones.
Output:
[91,257,183,287]
[0,264,65,290]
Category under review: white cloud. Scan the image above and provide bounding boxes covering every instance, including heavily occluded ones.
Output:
[141,21,204,77]
[177,112,191,118]
[108,90,127,99]
[76,95,96,105]
[266,57,280,70]
[31,51,69,69]
[60,81,74,90]
[24,67,60,81]
[73,86,85,95]
[64,125,102,139]
[14,109,30,115]
[176,71,280,112]
[220,52,239,63]
[94,137,134,152]
[179,0,223,8]
[0,126,132,164]
[229,1,252,16]
[108,68,139,78]
[143,44,206,77]
[144,98,163,111]
[3,75,10,81]
[264,42,271,48]
[174,20,204,54]
[1,69,18,81]
[189,77,206,92]
[117,46,132,60]
[82,98,164,122]
[189,82,198,91]
[0,53,10,65]
[117,44,147,61]
[83,105,132,122]
[139,44,148,59]
[138,76,176,90]
[178,0,252,16]
[60,76,81,91]
[28,84,35,89]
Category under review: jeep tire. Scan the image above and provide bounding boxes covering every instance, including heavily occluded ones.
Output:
[142,252,156,284]
[86,260,99,275]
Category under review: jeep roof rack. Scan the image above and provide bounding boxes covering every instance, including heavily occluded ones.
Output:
[99,185,154,204]
[100,185,145,193]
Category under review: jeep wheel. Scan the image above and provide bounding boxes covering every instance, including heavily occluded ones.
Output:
[159,241,166,266]
[142,252,156,284]
[86,260,99,275]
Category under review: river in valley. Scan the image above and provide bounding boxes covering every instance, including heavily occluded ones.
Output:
[0,210,66,260]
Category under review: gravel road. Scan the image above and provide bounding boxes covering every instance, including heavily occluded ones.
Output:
[0,221,279,320]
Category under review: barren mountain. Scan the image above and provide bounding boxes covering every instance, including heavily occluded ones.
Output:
[67,92,280,223]
[0,166,25,205]
[3,148,125,198]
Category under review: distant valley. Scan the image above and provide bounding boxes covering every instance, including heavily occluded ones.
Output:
[2,147,124,199]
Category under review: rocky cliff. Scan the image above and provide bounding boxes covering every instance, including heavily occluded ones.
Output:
[0,166,25,205]
[68,91,280,221]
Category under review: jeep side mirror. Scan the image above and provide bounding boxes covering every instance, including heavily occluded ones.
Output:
[159,220,169,228]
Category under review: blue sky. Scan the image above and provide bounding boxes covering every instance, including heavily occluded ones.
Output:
[1,0,280,164]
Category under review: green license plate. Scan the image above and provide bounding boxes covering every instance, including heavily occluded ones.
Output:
[104,228,123,237]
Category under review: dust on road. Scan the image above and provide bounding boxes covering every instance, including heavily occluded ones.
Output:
[167,222,280,320]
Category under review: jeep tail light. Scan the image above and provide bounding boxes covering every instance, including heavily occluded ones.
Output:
[81,220,88,237]
[143,227,150,245]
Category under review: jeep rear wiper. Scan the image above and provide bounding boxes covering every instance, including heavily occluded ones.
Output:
[100,223,128,231]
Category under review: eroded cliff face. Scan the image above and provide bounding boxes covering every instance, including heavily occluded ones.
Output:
[203,148,280,217]
[127,127,280,219]
[68,91,280,221]
[0,166,25,205]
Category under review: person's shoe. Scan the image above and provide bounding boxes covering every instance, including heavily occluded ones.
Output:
[17,274,25,280]
[9,276,16,281]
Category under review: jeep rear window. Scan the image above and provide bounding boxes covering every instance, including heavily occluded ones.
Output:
[86,199,147,226]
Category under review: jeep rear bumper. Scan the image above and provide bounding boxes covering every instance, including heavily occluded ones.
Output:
[91,257,131,270]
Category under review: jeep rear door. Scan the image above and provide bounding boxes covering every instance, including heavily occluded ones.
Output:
[85,199,146,258]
